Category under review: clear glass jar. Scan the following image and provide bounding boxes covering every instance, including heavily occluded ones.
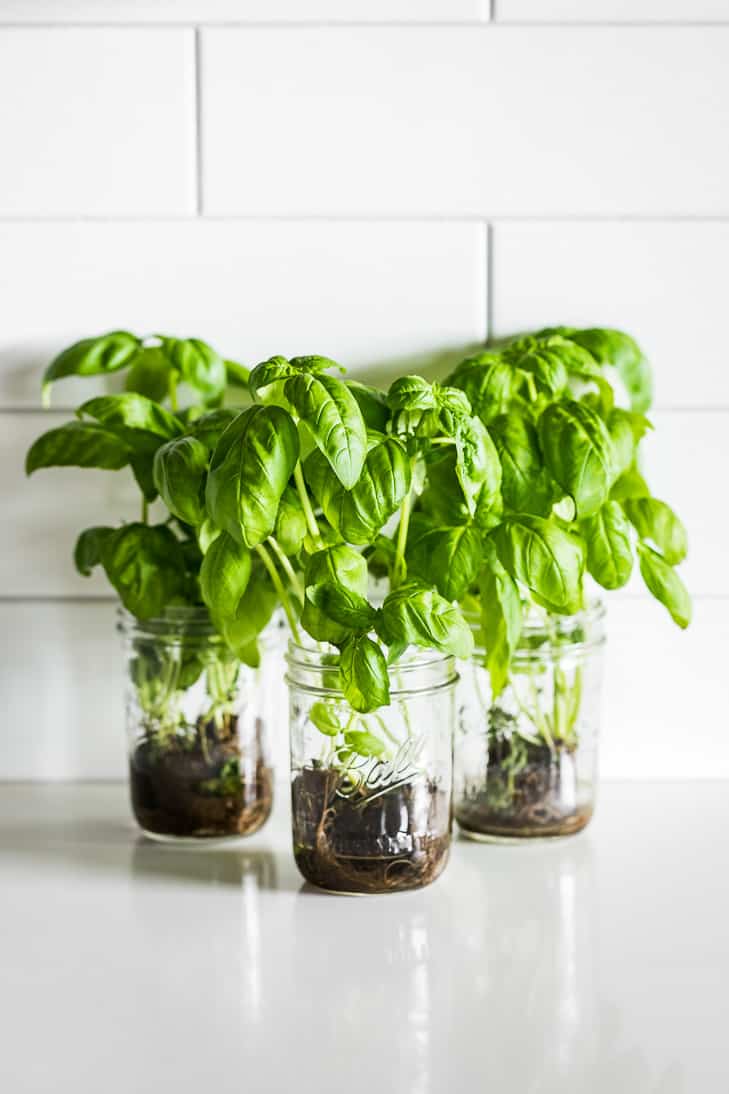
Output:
[286,641,457,894]
[454,602,606,842]
[119,606,284,842]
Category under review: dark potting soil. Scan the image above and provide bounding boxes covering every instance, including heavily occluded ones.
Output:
[291,766,451,894]
[130,716,273,839]
[455,739,591,839]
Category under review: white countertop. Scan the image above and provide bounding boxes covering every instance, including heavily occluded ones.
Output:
[1,781,727,1094]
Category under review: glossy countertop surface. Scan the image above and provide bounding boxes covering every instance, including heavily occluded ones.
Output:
[1,781,727,1094]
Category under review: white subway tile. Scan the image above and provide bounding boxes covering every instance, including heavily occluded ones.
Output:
[603,598,729,778]
[491,222,729,409]
[496,0,729,22]
[202,26,729,216]
[0,0,484,23]
[0,29,195,215]
[0,220,486,406]
[0,597,723,779]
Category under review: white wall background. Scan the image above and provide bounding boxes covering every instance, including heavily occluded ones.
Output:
[1,1,727,780]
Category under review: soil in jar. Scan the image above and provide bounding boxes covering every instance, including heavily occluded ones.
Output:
[455,737,591,839]
[291,765,451,893]
[130,715,273,839]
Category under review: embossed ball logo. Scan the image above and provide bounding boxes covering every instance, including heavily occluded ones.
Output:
[333,737,426,803]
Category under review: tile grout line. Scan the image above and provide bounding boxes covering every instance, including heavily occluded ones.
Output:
[1,20,729,28]
[194,27,203,217]
[2,214,729,224]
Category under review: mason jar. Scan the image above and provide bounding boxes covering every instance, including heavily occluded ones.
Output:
[454,602,605,842]
[286,641,457,894]
[119,606,284,842]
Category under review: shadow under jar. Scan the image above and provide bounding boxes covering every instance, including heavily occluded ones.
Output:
[454,602,605,842]
[119,607,282,842]
[287,641,457,894]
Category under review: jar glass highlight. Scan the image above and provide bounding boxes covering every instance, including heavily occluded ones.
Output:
[287,641,457,894]
[119,607,284,842]
[454,602,605,842]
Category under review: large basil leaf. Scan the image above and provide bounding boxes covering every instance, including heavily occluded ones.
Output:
[339,634,390,713]
[406,522,482,601]
[26,420,131,474]
[304,435,411,545]
[153,436,209,526]
[199,531,252,629]
[637,544,691,629]
[220,559,279,665]
[306,583,378,632]
[623,497,687,566]
[378,581,474,659]
[581,501,634,590]
[284,371,367,489]
[567,328,652,414]
[42,330,141,403]
[489,412,557,516]
[101,523,187,619]
[492,516,585,615]
[161,337,226,405]
[538,400,615,518]
[206,405,299,547]
[478,549,522,697]
[419,449,470,526]
[302,546,369,645]
[446,355,517,424]
[73,526,115,577]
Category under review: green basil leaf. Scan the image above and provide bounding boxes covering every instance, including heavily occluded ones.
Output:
[446,356,517,424]
[101,523,187,619]
[306,583,377,632]
[274,485,308,557]
[345,380,389,432]
[224,359,251,389]
[454,416,502,517]
[199,531,252,628]
[284,371,367,489]
[42,330,141,404]
[304,435,411,545]
[153,436,209,526]
[343,728,389,757]
[130,454,158,503]
[124,348,172,403]
[386,375,438,414]
[406,522,482,601]
[567,328,652,413]
[610,466,651,502]
[379,581,474,658]
[26,420,131,474]
[606,408,636,479]
[302,546,369,645]
[310,701,342,737]
[78,393,182,444]
[489,412,557,516]
[248,355,297,403]
[538,400,615,519]
[623,497,687,566]
[197,518,221,555]
[289,355,343,374]
[419,449,471,526]
[492,516,585,615]
[161,337,226,405]
[501,336,569,398]
[73,526,115,577]
[206,405,299,547]
[339,635,390,713]
[581,501,634,590]
[637,543,691,629]
[478,550,522,697]
[185,408,240,452]
[220,559,279,663]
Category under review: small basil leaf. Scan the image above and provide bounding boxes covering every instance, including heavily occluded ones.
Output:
[124,348,172,403]
[306,582,377,631]
[302,546,369,645]
[26,420,131,474]
[73,526,115,577]
[153,436,209,526]
[206,405,299,547]
[637,544,691,629]
[610,466,651,502]
[200,531,252,629]
[419,449,471,526]
[478,549,522,697]
[248,355,296,403]
[406,522,482,601]
[501,336,570,398]
[623,497,687,566]
[339,635,390,714]
[224,359,251,388]
[161,337,226,405]
[454,416,502,517]
[274,485,308,557]
[538,400,615,519]
[42,330,141,404]
[386,375,438,414]
[284,371,367,489]
[78,393,182,443]
[309,701,342,737]
[101,523,187,619]
[379,581,474,659]
[345,380,390,432]
[581,501,634,590]
[492,516,585,615]
[220,558,278,663]
[185,408,240,453]
[446,356,517,424]
[289,355,342,374]
[567,328,652,413]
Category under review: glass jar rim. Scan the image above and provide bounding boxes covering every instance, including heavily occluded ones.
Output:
[466,597,606,661]
[286,636,458,699]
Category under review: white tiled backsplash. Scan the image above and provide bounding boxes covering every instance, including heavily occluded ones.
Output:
[1,4,726,779]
